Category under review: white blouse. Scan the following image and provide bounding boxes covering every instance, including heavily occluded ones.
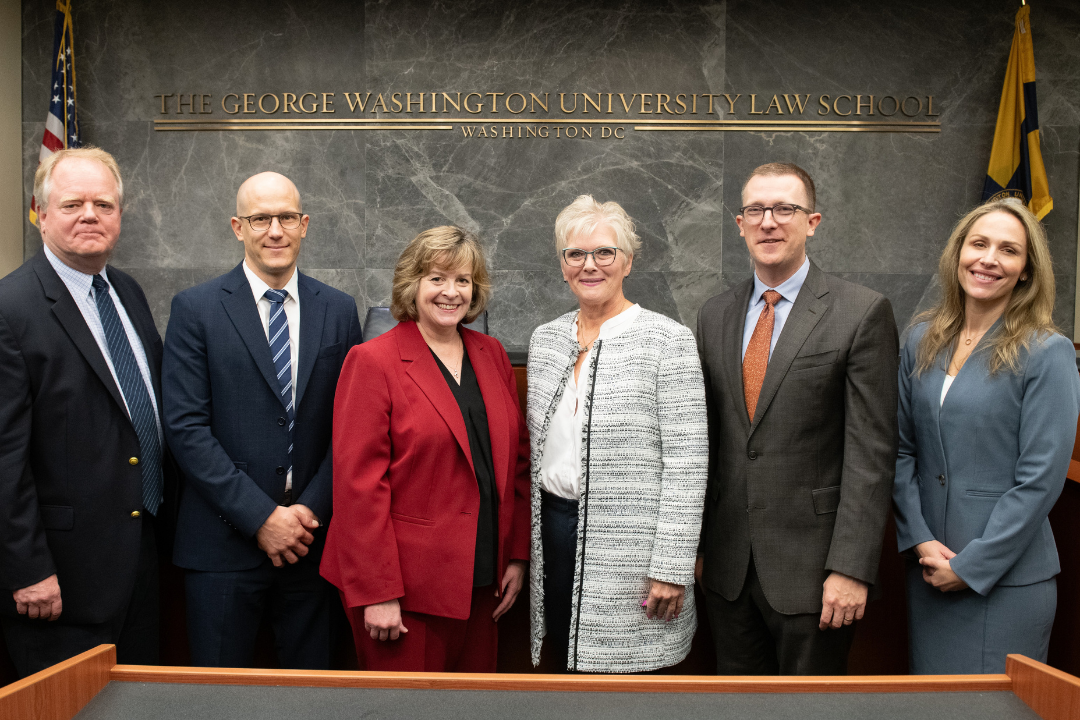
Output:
[940,373,956,406]
[538,303,642,499]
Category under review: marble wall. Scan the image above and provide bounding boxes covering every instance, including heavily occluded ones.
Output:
[21,0,1080,352]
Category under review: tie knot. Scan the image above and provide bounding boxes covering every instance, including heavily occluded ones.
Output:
[763,289,782,307]
[263,288,288,304]
[91,274,109,293]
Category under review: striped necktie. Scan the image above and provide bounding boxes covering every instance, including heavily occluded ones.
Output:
[91,275,163,515]
[264,289,294,484]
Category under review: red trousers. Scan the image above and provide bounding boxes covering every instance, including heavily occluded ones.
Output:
[346,585,499,672]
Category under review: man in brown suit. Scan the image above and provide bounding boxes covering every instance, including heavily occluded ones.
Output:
[696,163,899,675]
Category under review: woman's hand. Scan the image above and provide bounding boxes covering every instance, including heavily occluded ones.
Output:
[493,560,527,621]
[364,599,408,641]
[913,539,956,562]
[645,578,685,621]
[919,556,969,592]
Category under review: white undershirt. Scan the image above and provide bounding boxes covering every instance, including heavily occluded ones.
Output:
[539,304,642,499]
[243,261,300,491]
[940,374,956,406]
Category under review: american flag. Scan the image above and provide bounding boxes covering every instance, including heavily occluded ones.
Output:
[29,0,80,227]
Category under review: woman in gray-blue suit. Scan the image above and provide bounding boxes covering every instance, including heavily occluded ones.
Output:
[894,199,1080,674]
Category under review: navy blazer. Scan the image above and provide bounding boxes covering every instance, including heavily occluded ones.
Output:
[893,321,1080,596]
[163,263,363,572]
[0,251,172,623]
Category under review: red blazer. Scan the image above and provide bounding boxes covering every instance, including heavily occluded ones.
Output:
[320,320,530,619]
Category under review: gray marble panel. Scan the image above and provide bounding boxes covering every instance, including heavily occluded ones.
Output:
[23,0,365,124]
[724,0,1016,127]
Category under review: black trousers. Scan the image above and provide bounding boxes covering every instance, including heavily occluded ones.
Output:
[184,553,332,670]
[540,489,578,673]
[0,514,160,679]
[705,556,856,675]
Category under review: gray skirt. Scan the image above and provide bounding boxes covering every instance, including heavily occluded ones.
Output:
[906,561,1056,674]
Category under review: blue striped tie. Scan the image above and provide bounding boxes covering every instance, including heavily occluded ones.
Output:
[264,289,294,482]
[91,275,163,515]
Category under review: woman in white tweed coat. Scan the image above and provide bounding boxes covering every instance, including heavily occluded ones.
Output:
[527,195,708,672]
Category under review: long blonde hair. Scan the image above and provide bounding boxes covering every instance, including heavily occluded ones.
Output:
[915,200,1056,376]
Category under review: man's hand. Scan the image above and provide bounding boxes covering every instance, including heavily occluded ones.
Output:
[255,505,317,567]
[364,599,408,641]
[819,572,867,630]
[645,578,685,621]
[919,556,969,592]
[14,574,62,621]
[493,560,526,622]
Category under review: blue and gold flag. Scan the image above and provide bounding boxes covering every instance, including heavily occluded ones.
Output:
[29,0,80,227]
[981,4,1051,220]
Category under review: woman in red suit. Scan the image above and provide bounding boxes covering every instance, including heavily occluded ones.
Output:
[321,226,530,672]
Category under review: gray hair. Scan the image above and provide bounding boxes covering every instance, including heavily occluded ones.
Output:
[34,146,124,214]
[554,195,641,260]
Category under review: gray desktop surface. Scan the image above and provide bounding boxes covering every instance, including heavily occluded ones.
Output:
[74,681,1040,720]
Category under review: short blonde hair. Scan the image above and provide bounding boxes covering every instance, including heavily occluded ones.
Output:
[391,226,492,324]
[34,146,124,214]
[554,195,641,260]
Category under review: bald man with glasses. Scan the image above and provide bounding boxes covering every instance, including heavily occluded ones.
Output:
[695,162,899,675]
[163,172,363,669]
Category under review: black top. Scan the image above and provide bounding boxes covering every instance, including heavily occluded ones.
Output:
[432,347,499,587]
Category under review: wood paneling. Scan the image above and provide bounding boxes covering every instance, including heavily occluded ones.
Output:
[0,644,113,720]
[111,663,1012,694]
[1007,654,1080,720]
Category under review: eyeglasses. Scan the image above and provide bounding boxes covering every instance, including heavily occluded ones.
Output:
[738,203,811,224]
[562,246,620,267]
[237,212,304,231]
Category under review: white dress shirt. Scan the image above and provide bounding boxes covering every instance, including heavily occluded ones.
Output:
[44,244,162,441]
[741,255,811,360]
[539,303,642,499]
[243,261,300,491]
[940,373,956,406]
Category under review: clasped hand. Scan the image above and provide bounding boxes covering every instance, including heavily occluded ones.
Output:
[255,504,320,567]
[914,540,968,592]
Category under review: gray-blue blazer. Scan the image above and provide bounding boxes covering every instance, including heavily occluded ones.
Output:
[894,321,1080,596]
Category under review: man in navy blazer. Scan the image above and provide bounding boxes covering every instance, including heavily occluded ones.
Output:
[163,172,362,669]
[0,148,172,676]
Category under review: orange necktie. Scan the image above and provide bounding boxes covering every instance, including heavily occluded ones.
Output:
[743,290,782,421]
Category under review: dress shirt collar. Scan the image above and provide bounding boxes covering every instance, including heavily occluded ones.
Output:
[243,260,299,305]
[751,255,810,305]
[43,243,110,297]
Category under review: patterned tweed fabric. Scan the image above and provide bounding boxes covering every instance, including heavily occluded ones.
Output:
[526,308,708,672]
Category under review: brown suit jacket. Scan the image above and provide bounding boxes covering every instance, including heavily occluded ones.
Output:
[697,260,899,614]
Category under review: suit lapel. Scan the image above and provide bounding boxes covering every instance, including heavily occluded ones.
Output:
[295,274,325,409]
[33,252,129,417]
[725,278,755,436]
[398,321,474,472]
[464,330,511,499]
[749,261,828,436]
[220,264,289,411]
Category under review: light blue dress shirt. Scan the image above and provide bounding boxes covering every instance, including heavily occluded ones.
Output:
[44,244,162,439]
[741,255,811,360]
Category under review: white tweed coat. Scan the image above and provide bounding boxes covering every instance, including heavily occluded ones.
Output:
[527,308,708,672]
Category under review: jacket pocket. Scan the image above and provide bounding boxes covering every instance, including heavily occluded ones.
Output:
[812,486,841,515]
[317,342,343,359]
[390,511,435,527]
[966,489,1005,498]
[789,349,838,372]
[39,505,74,531]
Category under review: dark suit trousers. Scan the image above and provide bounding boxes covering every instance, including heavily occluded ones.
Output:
[705,557,855,675]
[0,515,160,678]
[185,555,331,670]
